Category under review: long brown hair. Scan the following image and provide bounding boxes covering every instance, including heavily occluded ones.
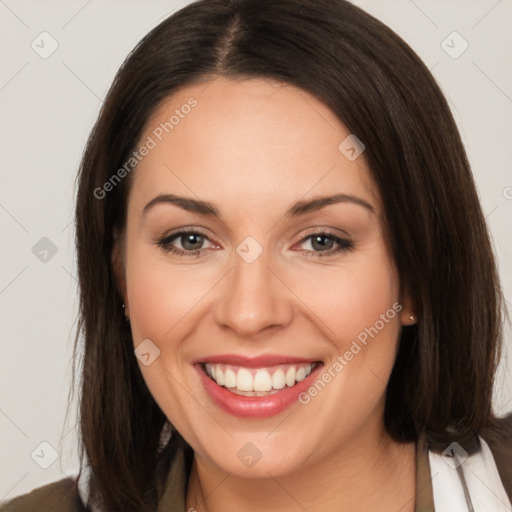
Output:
[73,0,504,509]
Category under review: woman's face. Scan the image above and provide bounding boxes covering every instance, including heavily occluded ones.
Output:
[115,77,414,477]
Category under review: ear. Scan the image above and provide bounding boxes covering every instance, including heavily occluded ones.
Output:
[111,230,129,318]
[398,285,417,326]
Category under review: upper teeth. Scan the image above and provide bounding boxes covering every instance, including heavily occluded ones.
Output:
[204,363,314,392]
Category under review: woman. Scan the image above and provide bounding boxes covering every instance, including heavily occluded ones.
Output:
[2,0,511,511]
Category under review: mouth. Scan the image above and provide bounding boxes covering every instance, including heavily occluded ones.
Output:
[194,356,324,418]
[203,362,318,396]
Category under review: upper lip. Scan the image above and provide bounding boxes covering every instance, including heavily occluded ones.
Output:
[194,354,321,368]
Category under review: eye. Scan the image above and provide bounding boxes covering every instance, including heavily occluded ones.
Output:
[156,230,217,256]
[155,229,353,258]
[296,232,353,257]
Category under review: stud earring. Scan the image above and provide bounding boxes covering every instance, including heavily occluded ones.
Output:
[409,315,415,322]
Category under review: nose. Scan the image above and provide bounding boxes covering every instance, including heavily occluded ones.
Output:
[212,249,293,339]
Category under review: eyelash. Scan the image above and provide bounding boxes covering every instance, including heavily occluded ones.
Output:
[155,230,354,258]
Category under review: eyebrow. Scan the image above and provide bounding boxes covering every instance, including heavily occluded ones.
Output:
[142,192,375,218]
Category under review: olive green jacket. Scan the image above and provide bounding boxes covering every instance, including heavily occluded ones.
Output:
[2,416,512,511]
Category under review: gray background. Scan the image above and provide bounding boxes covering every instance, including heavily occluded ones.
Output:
[1,0,511,501]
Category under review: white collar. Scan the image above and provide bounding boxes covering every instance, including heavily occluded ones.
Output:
[428,436,511,511]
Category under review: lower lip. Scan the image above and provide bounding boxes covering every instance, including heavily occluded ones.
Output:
[195,363,323,418]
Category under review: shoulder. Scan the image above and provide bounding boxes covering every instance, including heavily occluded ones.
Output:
[0,477,86,512]
[480,413,512,503]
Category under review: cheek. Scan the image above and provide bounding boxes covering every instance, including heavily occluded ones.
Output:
[285,242,403,403]
[286,247,400,346]
[125,245,216,345]
[123,245,212,438]
[286,250,402,432]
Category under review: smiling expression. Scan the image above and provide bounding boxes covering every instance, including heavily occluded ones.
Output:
[113,76,414,477]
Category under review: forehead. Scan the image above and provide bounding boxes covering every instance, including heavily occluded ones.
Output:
[128,77,378,216]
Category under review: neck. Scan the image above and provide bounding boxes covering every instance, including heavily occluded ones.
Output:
[185,424,417,512]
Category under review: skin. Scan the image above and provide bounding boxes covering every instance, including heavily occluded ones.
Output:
[113,77,417,512]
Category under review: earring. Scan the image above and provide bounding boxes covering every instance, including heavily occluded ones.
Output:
[409,315,415,322]
[122,304,130,321]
